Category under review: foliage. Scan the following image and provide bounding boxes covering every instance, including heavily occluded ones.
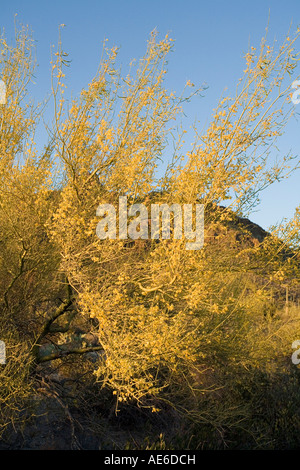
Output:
[0,22,300,448]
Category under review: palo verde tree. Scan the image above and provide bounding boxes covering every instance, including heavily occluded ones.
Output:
[48,25,300,409]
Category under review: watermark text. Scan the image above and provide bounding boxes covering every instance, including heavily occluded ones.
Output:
[0,80,6,104]
[96,197,204,250]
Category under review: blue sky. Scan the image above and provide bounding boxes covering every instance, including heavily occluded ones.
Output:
[1,0,300,230]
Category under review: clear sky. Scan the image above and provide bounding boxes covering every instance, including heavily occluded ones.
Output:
[1,0,300,230]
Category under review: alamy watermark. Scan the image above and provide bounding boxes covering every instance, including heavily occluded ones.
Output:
[96,197,204,250]
[0,341,6,365]
[291,80,300,105]
[292,340,300,365]
[0,79,6,104]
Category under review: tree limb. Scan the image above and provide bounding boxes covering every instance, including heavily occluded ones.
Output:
[37,345,104,363]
